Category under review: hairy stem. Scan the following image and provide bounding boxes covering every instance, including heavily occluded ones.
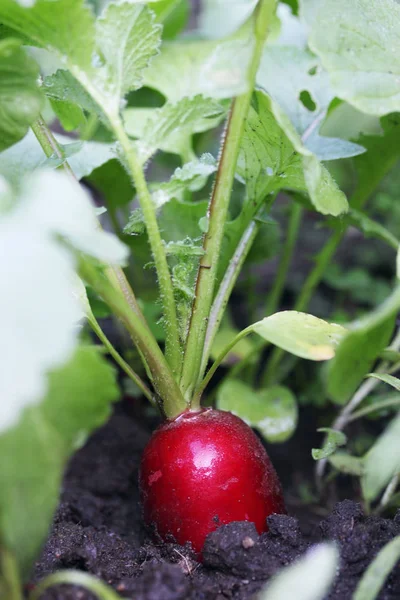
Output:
[80,260,187,418]
[113,120,181,376]
[180,0,277,401]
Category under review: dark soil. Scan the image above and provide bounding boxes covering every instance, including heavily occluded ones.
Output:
[31,402,400,600]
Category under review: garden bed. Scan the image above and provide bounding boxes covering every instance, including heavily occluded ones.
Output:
[31,402,400,600]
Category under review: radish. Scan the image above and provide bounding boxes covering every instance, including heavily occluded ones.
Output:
[140,408,285,554]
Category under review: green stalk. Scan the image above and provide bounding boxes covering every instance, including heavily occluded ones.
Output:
[262,227,342,385]
[80,260,186,418]
[180,0,277,401]
[87,312,154,404]
[0,547,22,600]
[194,326,255,403]
[223,200,302,382]
[30,570,120,600]
[199,219,260,382]
[112,120,181,376]
[265,202,303,316]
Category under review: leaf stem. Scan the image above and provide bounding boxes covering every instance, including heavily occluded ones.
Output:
[80,260,187,418]
[180,0,277,401]
[112,119,182,376]
[0,547,22,600]
[87,312,154,404]
[193,326,254,404]
[262,227,342,385]
[30,570,120,600]
[200,219,260,378]
[315,331,400,485]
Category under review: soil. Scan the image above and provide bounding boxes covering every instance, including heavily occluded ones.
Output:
[30,401,400,600]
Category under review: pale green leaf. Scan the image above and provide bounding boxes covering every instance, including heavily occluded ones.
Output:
[328,453,364,476]
[199,0,258,39]
[96,2,161,98]
[256,47,353,215]
[257,46,365,162]
[367,373,400,392]
[312,428,347,460]
[152,154,217,204]
[353,536,400,600]
[0,345,119,575]
[0,129,117,186]
[251,311,346,361]
[0,170,127,432]
[126,95,224,163]
[217,380,298,443]
[142,29,255,102]
[304,0,400,116]
[271,3,308,49]
[327,286,400,404]
[261,544,339,600]
[362,412,400,502]
[0,38,43,152]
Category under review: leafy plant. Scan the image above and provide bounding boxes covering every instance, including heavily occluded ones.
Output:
[1,0,400,598]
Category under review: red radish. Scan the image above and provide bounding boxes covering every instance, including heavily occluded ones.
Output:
[140,408,285,555]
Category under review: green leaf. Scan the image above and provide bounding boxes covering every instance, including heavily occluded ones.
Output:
[43,70,103,119]
[217,380,298,443]
[353,536,400,600]
[0,129,116,186]
[303,0,400,116]
[0,345,119,575]
[260,544,339,600]
[96,2,161,98]
[328,452,364,476]
[327,286,400,404]
[362,412,400,502]
[256,47,353,215]
[367,373,400,392]
[0,38,43,152]
[237,91,305,203]
[0,0,95,70]
[152,154,217,203]
[312,428,347,460]
[142,29,255,102]
[125,95,225,163]
[251,311,347,361]
[0,0,161,122]
[49,98,86,132]
[199,0,258,39]
[352,114,400,210]
[152,0,189,40]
